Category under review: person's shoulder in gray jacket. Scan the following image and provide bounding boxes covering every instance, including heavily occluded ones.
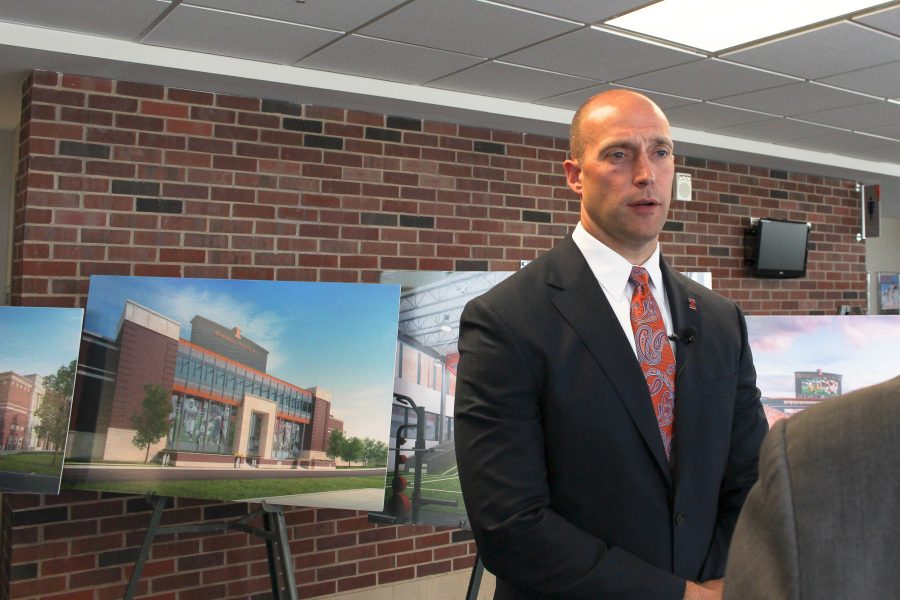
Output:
[724,375,900,600]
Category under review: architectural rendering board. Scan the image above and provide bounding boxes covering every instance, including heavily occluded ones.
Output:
[0,306,84,494]
[746,315,900,425]
[375,271,514,527]
[63,276,400,511]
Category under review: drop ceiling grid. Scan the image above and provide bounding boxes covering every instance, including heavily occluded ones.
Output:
[298,35,486,85]
[0,0,898,163]
[144,3,344,64]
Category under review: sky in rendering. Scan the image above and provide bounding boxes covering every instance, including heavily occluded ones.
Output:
[0,307,84,378]
[746,315,900,398]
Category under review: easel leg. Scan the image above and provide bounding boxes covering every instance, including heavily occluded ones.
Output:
[465,554,484,600]
[123,495,167,600]
[263,502,298,600]
[122,497,299,600]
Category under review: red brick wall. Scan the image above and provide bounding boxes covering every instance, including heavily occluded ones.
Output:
[2,69,866,600]
[12,70,866,313]
[2,491,470,599]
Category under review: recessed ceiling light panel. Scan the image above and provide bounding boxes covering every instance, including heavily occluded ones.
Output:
[605,0,888,52]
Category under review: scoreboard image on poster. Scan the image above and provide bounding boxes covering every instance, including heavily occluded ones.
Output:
[795,370,842,399]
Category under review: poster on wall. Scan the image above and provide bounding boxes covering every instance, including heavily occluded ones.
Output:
[62,276,400,511]
[876,272,899,314]
[746,315,900,425]
[0,307,84,494]
[371,271,514,527]
[863,183,880,238]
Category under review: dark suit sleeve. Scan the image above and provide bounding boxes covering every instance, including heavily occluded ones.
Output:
[700,305,768,580]
[454,296,686,599]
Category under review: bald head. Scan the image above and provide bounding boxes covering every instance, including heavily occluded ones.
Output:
[569,90,670,162]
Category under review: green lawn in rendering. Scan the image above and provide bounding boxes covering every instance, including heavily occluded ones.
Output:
[64,475,386,500]
[0,451,63,476]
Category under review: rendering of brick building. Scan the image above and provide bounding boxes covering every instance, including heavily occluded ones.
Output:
[71,300,338,467]
[0,372,44,451]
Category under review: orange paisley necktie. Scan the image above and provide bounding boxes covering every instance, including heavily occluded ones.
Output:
[629,266,676,460]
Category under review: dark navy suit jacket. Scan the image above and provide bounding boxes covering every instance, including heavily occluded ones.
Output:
[455,236,767,599]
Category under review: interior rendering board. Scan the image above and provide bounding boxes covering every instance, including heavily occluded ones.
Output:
[0,306,84,494]
[63,276,400,511]
[373,270,514,527]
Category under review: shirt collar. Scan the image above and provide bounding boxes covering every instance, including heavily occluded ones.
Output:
[572,222,664,300]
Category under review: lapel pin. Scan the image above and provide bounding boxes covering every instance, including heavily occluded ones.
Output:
[688,298,697,311]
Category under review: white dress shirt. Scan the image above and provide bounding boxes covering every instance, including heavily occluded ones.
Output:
[571,222,676,359]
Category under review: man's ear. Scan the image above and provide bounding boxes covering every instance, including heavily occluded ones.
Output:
[563,159,582,195]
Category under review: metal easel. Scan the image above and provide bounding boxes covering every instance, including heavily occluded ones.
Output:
[124,494,298,600]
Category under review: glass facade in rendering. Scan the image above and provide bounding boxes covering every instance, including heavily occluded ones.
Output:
[171,341,313,458]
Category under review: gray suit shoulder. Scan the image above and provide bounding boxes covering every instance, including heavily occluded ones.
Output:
[782,374,900,456]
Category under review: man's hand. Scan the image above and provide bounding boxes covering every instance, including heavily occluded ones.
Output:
[684,579,723,600]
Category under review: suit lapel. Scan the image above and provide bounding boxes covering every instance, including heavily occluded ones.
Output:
[546,238,673,482]
[662,263,701,370]
[661,263,703,477]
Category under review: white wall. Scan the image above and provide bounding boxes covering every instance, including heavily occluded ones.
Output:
[865,216,900,315]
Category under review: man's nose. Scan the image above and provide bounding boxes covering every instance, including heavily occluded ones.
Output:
[633,154,655,186]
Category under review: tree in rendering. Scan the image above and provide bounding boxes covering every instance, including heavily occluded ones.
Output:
[32,360,77,464]
[343,436,364,466]
[326,429,346,463]
[131,384,173,464]
[362,437,388,466]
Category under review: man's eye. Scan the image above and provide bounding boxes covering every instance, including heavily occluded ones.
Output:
[610,151,626,160]
[656,149,671,158]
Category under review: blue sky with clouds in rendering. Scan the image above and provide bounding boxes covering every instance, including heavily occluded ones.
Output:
[746,315,900,399]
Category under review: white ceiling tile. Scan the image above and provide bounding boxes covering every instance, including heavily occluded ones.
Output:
[299,35,484,85]
[616,58,797,101]
[503,27,700,81]
[664,102,774,131]
[794,100,900,134]
[713,82,874,116]
[495,0,647,24]
[854,4,900,36]
[789,130,900,162]
[358,0,580,58]
[536,83,694,111]
[427,61,598,101]
[710,117,844,144]
[817,61,900,101]
[723,22,900,80]
[880,122,900,139]
[145,4,342,64]
[534,83,616,109]
[0,0,170,39]
[184,0,407,32]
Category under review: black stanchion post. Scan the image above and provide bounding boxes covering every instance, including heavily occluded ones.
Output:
[123,494,167,600]
[465,554,484,600]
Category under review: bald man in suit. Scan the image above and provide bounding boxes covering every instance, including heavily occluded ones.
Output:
[454,90,768,599]
[724,375,900,600]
